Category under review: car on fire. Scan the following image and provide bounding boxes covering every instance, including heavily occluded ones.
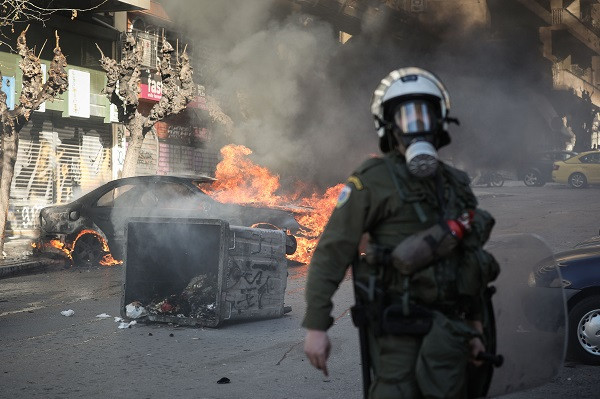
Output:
[36,175,301,266]
[552,150,600,188]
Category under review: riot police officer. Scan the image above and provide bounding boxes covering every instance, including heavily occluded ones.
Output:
[303,67,499,398]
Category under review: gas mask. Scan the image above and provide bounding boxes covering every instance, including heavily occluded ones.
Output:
[392,99,441,178]
[371,67,457,171]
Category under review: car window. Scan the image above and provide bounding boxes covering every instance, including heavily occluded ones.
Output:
[96,184,136,207]
[155,182,195,206]
[539,153,551,161]
[192,180,215,194]
[580,154,600,164]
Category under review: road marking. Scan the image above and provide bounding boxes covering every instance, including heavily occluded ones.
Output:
[0,303,45,317]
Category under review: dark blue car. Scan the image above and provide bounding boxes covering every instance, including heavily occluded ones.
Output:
[554,243,600,364]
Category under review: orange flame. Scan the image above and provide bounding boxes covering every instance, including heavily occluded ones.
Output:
[290,184,344,264]
[205,144,344,264]
[208,144,287,206]
[33,229,122,266]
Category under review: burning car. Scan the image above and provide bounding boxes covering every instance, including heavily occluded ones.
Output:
[36,175,300,266]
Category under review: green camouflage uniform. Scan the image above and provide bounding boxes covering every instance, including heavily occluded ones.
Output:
[302,151,498,399]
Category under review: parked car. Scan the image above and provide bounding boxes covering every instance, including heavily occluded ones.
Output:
[37,175,301,265]
[552,151,600,188]
[533,243,600,364]
[518,150,578,186]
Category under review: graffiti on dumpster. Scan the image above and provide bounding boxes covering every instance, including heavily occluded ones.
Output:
[226,259,278,312]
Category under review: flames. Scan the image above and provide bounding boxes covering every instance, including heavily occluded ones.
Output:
[35,143,343,267]
[33,229,122,266]
[206,144,343,264]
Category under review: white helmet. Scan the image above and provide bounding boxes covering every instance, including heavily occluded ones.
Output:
[371,67,456,154]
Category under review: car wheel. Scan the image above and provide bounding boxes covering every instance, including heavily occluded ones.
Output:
[523,170,541,187]
[285,234,297,255]
[71,233,107,267]
[568,172,587,188]
[568,296,600,365]
[490,173,504,187]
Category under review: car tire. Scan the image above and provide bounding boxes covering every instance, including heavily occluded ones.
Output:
[523,170,542,187]
[490,173,504,187]
[568,295,600,365]
[71,233,107,267]
[568,172,587,189]
[285,234,297,255]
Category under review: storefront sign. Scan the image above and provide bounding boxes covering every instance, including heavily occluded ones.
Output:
[68,69,90,118]
[156,124,209,146]
[2,76,15,110]
[188,84,207,110]
[140,71,162,101]
[139,37,153,67]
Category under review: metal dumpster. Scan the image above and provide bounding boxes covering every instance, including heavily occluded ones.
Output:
[121,217,289,327]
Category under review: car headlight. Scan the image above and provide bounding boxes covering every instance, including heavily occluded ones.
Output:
[69,210,80,221]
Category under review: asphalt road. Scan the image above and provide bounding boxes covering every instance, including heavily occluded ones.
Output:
[0,182,599,398]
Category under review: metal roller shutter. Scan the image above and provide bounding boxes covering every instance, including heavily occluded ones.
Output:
[7,111,112,235]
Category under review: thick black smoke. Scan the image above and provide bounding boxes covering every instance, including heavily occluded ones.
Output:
[162,0,568,187]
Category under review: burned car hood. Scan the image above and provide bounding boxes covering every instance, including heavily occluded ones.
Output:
[39,202,89,234]
[210,202,302,233]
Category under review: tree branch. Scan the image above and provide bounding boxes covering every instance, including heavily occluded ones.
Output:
[11,29,67,127]
[144,37,194,129]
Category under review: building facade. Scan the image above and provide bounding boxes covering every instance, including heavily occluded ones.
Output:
[2,0,219,235]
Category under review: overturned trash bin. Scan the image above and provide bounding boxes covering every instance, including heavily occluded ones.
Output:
[121,217,289,327]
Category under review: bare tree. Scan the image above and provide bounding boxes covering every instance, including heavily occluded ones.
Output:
[0,1,113,50]
[97,33,194,178]
[0,26,68,253]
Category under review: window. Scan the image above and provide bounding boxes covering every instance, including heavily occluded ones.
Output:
[580,154,600,164]
[96,184,137,207]
[155,182,194,206]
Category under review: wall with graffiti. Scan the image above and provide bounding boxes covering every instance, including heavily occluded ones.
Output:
[7,112,112,235]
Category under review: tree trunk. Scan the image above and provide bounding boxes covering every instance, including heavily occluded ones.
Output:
[0,129,18,255]
[121,113,146,178]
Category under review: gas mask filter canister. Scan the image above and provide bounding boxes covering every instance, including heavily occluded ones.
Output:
[404,140,439,178]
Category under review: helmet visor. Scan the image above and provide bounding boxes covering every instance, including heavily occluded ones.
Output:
[393,100,437,134]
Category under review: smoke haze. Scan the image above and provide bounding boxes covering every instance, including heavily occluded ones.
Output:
[162,0,566,187]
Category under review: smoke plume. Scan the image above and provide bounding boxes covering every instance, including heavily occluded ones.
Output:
[162,0,564,187]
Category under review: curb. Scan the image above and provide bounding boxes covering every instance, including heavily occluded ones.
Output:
[0,257,68,279]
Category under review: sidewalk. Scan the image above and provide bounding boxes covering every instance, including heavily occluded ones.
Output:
[0,235,67,279]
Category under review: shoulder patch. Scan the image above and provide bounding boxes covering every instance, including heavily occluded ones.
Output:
[336,185,352,208]
[347,175,364,190]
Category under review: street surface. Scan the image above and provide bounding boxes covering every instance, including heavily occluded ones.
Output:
[1,182,599,398]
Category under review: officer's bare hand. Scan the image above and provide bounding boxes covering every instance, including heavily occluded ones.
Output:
[304,329,331,376]
[467,320,485,367]
[469,336,486,367]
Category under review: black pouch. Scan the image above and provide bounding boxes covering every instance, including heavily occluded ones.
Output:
[381,303,433,336]
[350,304,369,327]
